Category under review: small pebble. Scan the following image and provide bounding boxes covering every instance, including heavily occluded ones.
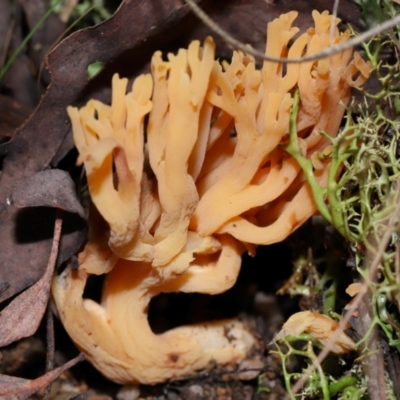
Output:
[117,384,140,400]
[188,384,204,397]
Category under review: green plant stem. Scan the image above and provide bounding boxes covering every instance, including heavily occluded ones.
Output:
[328,376,358,396]
[327,139,351,240]
[306,341,330,400]
[283,90,332,224]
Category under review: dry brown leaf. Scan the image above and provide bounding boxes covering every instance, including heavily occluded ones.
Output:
[12,169,85,218]
[0,215,62,347]
[0,353,85,400]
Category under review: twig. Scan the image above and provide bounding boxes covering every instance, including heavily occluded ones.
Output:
[42,209,63,400]
[357,292,387,400]
[43,307,55,400]
[183,0,400,64]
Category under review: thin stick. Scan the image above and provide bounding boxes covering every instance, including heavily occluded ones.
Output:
[43,307,55,400]
[42,209,63,400]
[184,0,400,64]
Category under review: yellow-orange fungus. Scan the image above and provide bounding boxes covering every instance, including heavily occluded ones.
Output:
[52,11,371,384]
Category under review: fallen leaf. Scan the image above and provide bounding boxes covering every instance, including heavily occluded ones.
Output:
[0,215,62,347]
[0,95,33,139]
[0,352,85,400]
[12,169,85,218]
[0,282,10,296]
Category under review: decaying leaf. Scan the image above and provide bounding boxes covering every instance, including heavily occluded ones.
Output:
[0,353,85,400]
[275,310,355,354]
[0,282,10,296]
[12,169,85,218]
[0,95,33,139]
[0,215,62,347]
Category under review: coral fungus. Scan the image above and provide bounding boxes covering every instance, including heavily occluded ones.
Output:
[52,11,371,384]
